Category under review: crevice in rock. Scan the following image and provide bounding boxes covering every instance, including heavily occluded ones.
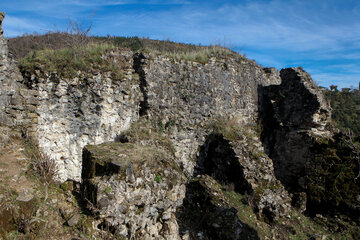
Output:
[257,85,279,158]
[257,69,323,193]
[133,53,148,116]
[194,133,252,194]
[176,175,260,240]
[176,134,258,239]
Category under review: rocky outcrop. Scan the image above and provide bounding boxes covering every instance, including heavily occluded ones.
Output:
[1,31,283,182]
[31,52,141,181]
[260,67,360,223]
[81,124,186,239]
[260,67,332,192]
[0,12,24,128]
[177,175,256,240]
[2,15,359,238]
[1,20,292,235]
[194,128,291,222]
[1,45,142,181]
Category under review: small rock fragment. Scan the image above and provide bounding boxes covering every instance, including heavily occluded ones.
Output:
[67,213,81,227]
[16,189,34,202]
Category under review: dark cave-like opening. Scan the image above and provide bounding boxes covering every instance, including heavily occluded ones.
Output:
[175,133,259,239]
[194,133,252,194]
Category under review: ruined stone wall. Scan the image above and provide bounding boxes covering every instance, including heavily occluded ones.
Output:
[0,18,142,181]
[260,68,332,191]
[141,53,281,176]
[32,57,142,181]
[1,14,283,182]
[0,12,23,127]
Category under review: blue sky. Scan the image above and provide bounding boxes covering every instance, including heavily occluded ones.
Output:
[1,0,360,88]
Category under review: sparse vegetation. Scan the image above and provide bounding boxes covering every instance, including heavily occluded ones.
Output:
[148,44,238,64]
[325,89,360,143]
[22,134,58,184]
[154,175,162,183]
[207,116,259,142]
[105,186,112,194]
[9,30,244,72]
[207,116,244,141]
[223,187,359,240]
[0,134,98,239]
[18,43,126,79]
[119,118,176,156]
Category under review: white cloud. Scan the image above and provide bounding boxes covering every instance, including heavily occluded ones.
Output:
[3,15,49,37]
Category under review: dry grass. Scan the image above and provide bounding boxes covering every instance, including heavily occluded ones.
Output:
[8,32,92,59]
[151,45,237,64]
[31,153,58,184]
[18,43,119,78]
[119,118,176,155]
[22,134,58,184]
[9,32,244,67]
[207,116,245,141]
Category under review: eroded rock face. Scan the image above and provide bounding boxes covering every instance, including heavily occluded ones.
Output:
[1,39,283,182]
[259,67,360,224]
[81,140,186,239]
[138,55,291,221]
[260,67,332,192]
[195,130,291,222]
[195,133,253,194]
[0,12,24,127]
[31,54,141,181]
[1,48,141,181]
[177,175,254,240]
[140,54,281,178]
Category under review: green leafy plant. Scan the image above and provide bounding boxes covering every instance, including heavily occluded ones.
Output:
[105,186,111,194]
[154,175,162,183]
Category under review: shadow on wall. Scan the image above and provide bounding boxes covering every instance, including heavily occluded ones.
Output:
[176,133,259,240]
[257,81,319,193]
[194,133,252,194]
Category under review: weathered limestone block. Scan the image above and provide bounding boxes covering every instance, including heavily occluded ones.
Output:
[259,67,360,224]
[81,140,186,239]
[28,51,142,181]
[277,68,331,130]
[194,126,291,222]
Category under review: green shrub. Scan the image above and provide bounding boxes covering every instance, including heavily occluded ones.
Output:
[154,175,162,183]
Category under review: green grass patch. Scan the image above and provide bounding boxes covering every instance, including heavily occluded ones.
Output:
[19,43,124,79]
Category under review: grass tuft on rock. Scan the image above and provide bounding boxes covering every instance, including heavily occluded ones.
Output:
[18,43,124,79]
